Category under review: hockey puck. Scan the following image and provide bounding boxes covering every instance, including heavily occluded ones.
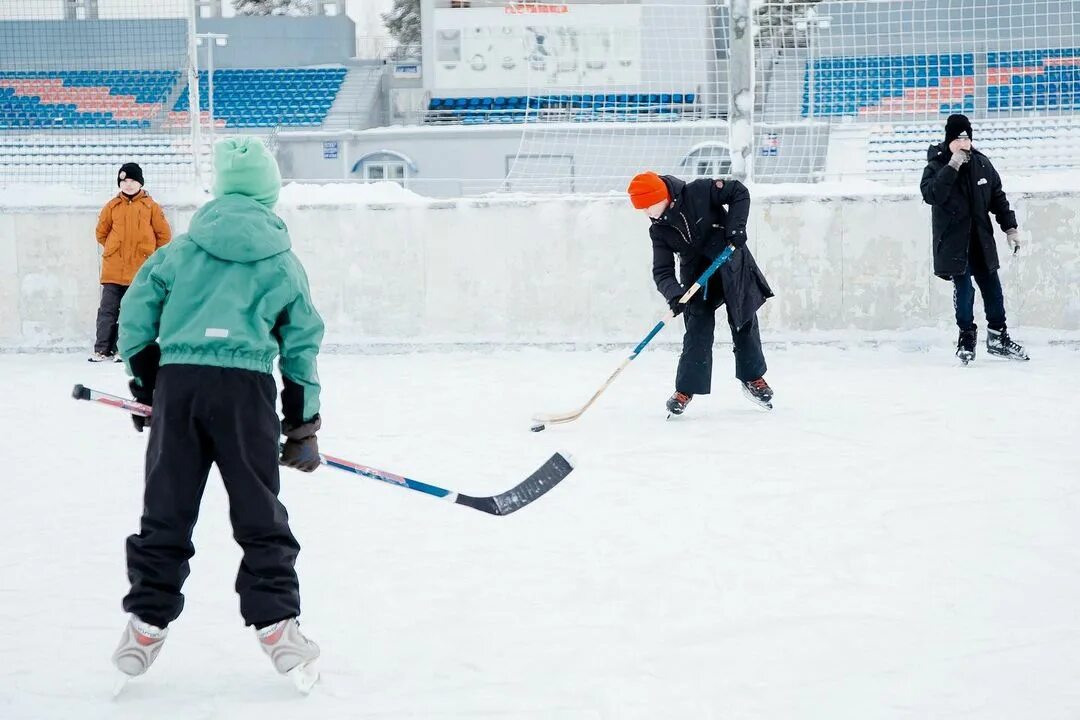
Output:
[530,423,546,433]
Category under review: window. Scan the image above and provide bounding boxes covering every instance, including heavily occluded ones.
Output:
[363,161,406,183]
[682,144,731,178]
[352,151,416,187]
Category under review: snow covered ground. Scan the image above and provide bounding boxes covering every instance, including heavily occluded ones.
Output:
[2,342,1079,719]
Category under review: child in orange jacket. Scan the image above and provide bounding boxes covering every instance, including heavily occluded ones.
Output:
[91,163,171,362]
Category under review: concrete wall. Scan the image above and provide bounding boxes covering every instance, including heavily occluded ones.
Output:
[0,16,355,72]
[2,188,1078,350]
[815,0,1080,57]
[275,121,733,195]
[195,16,356,68]
[0,19,188,71]
[275,126,523,197]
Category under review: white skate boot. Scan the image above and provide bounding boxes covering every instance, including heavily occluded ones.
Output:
[256,618,320,694]
[111,616,168,695]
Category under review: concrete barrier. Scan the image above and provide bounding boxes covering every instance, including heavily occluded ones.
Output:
[2,187,1077,350]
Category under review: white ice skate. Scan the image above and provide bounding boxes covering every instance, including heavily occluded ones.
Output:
[111,616,168,696]
[257,618,320,694]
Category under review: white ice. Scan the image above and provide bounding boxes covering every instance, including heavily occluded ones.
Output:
[2,341,1079,719]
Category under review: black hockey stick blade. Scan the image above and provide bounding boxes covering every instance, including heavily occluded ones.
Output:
[453,452,575,516]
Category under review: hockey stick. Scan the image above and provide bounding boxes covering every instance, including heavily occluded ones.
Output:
[72,384,574,516]
[530,245,735,431]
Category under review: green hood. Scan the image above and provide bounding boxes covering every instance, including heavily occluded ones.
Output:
[117,193,324,423]
[187,194,291,263]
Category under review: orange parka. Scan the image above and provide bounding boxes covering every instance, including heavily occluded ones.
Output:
[95,190,172,285]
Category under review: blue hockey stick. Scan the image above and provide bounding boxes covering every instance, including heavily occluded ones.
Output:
[530,245,736,430]
[73,384,574,516]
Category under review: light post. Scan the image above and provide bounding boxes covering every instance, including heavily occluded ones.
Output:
[196,32,229,167]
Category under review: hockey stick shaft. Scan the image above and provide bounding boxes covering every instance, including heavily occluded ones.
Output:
[72,384,572,515]
[532,245,735,427]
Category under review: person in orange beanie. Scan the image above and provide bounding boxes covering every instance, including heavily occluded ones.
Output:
[627,171,775,413]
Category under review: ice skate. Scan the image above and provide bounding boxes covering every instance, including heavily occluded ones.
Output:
[741,377,774,410]
[111,616,168,695]
[665,391,692,418]
[257,618,320,694]
[956,328,977,365]
[986,328,1029,361]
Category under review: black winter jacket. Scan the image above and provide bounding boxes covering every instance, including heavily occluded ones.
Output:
[649,176,773,329]
[920,143,1017,279]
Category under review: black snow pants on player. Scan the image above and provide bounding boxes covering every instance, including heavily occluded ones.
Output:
[676,295,768,395]
[123,365,301,628]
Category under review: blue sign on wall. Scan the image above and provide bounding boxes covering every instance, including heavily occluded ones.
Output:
[323,141,339,159]
[760,133,780,157]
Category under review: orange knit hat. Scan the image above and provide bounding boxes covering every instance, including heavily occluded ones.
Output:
[627,172,669,209]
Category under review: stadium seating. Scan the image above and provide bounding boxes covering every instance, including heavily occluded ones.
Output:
[987,48,1080,111]
[858,115,1080,183]
[0,67,346,130]
[802,53,976,117]
[0,70,177,130]
[0,132,206,189]
[171,67,347,128]
[423,93,699,125]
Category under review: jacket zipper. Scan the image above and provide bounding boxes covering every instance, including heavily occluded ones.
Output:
[660,210,694,248]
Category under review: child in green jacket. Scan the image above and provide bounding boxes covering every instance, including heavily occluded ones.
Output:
[111,137,324,691]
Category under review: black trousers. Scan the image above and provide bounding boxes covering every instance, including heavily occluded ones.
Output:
[123,365,301,628]
[94,283,127,354]
[953,269,1007,332]
[676,302,767,394]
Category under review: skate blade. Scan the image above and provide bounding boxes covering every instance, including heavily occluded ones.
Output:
[740,386,773,411]
[288,661,320,694]
[112,674,130,698]
[987,350,1029,361]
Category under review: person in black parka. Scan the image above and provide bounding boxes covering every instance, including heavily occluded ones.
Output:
[920,114,1029,363]
[627,171,775,414]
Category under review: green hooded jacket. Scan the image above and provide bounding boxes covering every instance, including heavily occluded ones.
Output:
[118,194,323,423]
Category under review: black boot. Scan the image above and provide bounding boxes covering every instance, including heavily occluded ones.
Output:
[986,328,1029,361]
[665,391,692,416]
[741,377,774,410]
[956,327,977,365]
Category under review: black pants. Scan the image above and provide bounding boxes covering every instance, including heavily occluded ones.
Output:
[676,301,767,394]
[123,365,301,628]
[94,283,127,354]
[953,269,1006,332]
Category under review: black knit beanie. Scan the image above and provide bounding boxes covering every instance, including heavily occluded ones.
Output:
[117,162,144,187]
[944,114,973,144]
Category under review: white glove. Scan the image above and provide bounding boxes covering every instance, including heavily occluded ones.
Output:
[1006,228,1020,254]
[948,150,970,170]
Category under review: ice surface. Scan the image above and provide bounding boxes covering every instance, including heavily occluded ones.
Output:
[2,343,1079,719]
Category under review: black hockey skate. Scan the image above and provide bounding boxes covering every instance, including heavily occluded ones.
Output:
[741,377,774,410]
[956,327,977,365]
[986,328,1029,361]
[665,391,693,418]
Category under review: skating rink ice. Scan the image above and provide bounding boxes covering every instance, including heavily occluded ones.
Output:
[2,341,1078,719]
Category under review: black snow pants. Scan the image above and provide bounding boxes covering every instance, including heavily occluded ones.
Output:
[675,298,767,395]
[123,364,301,628]
[94,283,128,355]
